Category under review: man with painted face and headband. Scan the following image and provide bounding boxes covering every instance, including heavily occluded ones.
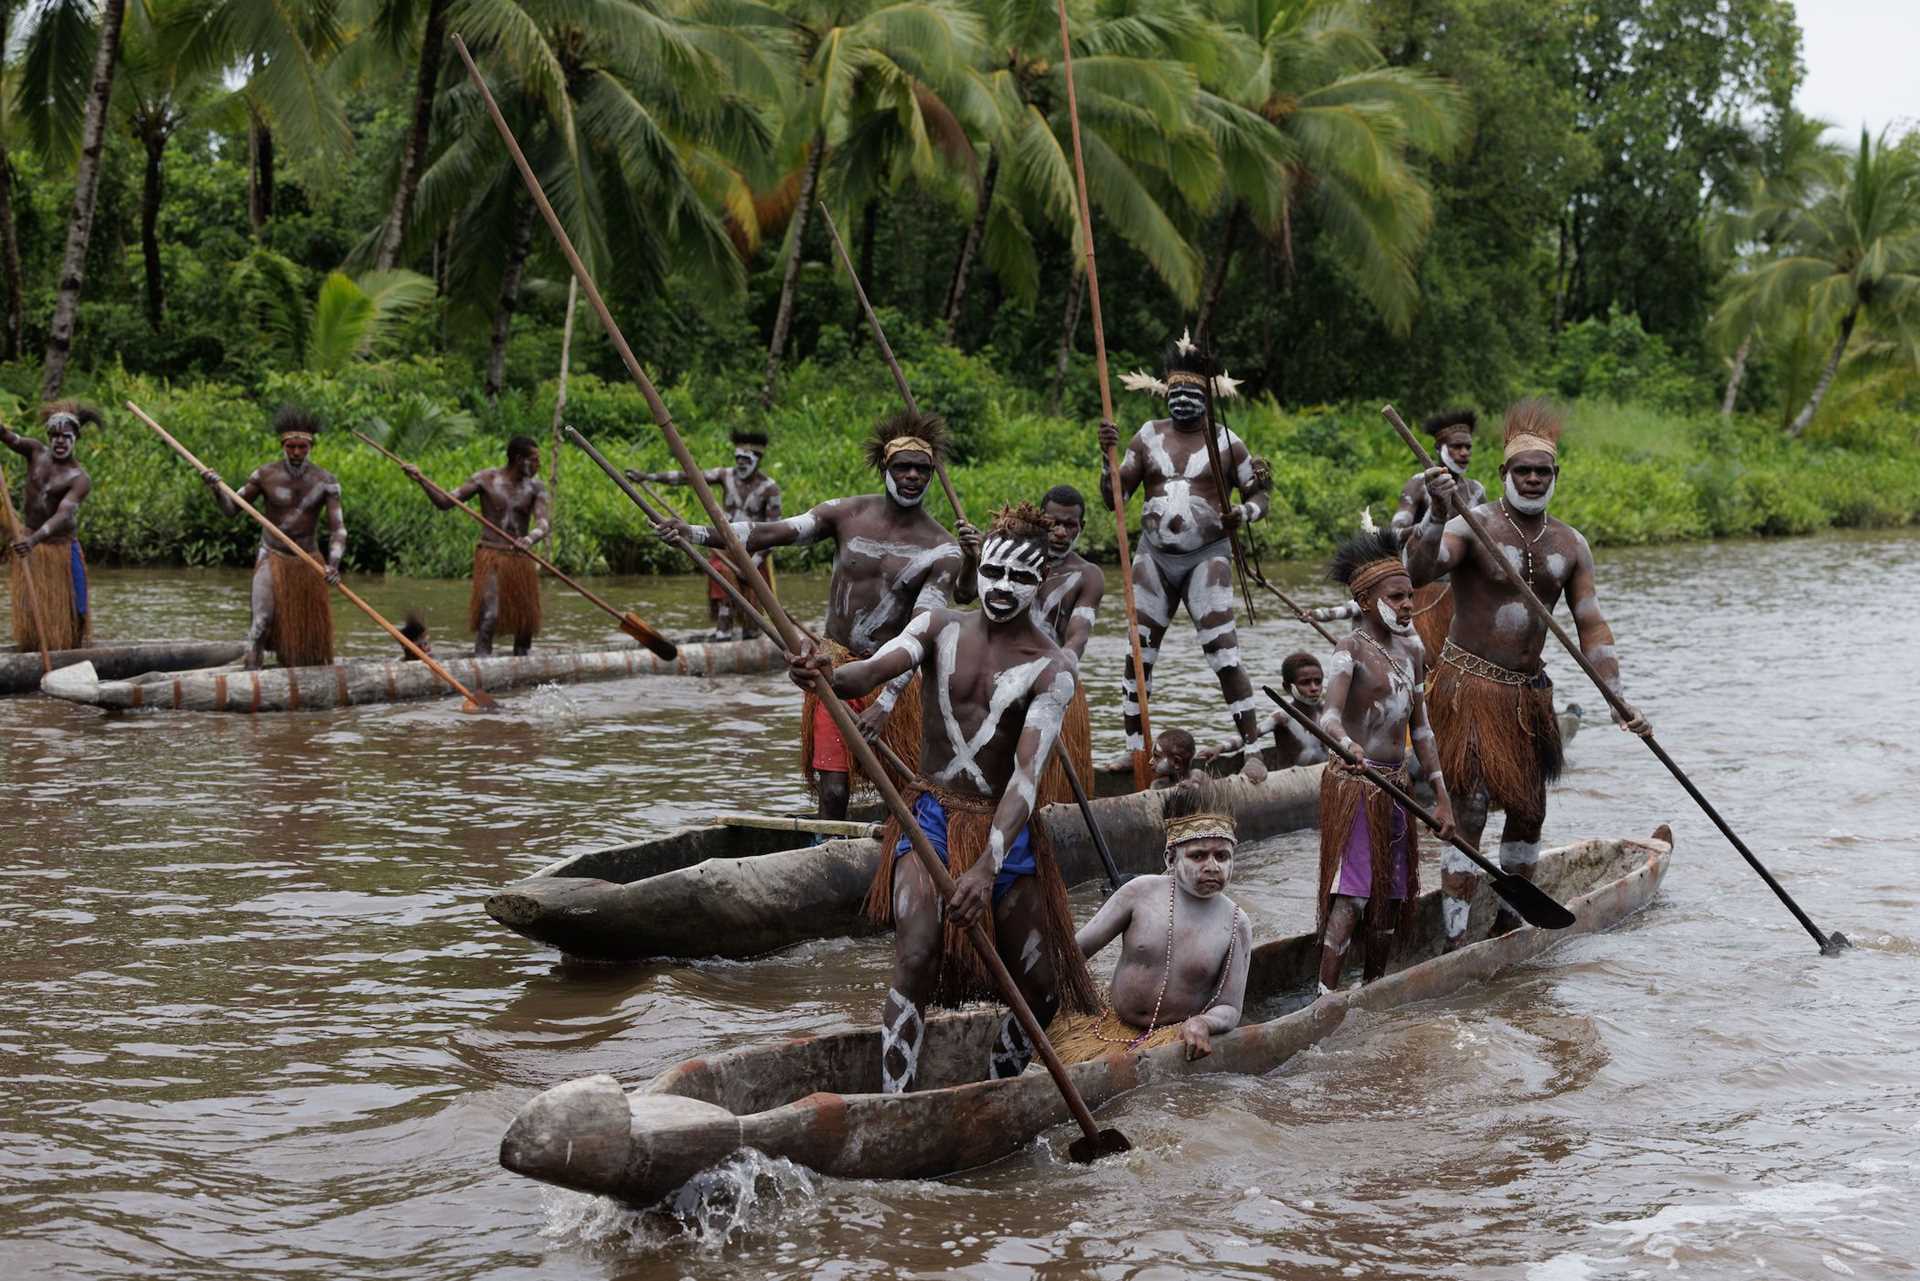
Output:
[660,411,961,820]
[1100,332,1274,760]
[628,429,780,640]
[786,502,1096,1093]
[2,402,100,650]
[1314,530,1455,991]
[199,405,345,670]
[1406,400,1648,950]
[1391,409,1486,660]
[1053,784,1250,1064]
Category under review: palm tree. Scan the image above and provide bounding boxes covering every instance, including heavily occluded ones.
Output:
[0,2,28,358]
[1724,128,1920,437]
[367,0,451,271]
[1191,0,1466,343]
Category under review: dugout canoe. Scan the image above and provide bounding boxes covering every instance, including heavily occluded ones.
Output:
[35,636,782,712]
[1,639,245,697]
[499,825,1673,1207]
[486,765,1325,963]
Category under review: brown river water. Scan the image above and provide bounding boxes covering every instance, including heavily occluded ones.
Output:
[3,531,1917,1280]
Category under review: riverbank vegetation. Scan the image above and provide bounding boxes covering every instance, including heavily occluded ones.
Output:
[0,0,1915,577]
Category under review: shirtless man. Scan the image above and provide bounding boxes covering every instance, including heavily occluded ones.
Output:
[3,402,98,650]
[1405,400,1648,947]
[1262,652,1329,769]
[628,429,780,640]
[200,406,345,670]
[662,410,962,820]
[1104,333,1272,757]
[1055,787,1250,1063]
[1031,483,1103,802]
[1392,409,1486,660]
[788,503,1096,1091]
[402,435,549,656]
[1314,531,1454,989]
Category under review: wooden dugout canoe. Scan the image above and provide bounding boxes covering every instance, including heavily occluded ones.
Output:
[35,636,781,712]
[1,639,245,697]
[499,826,1673,1207]
[486,765,1325,963]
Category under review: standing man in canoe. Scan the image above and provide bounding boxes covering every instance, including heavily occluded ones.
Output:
[1262,652,1330,769]
[788,503,1096,1092]
[659,411,962,821]
[1315,531,1454,990]
[1054,786,1250,1062]
[1102,334,1273,760]
[1032,483,1102,804]
[3,402,99,651]
[199,406,345,670]
[1405,400,1647,947]
[628,429,780,640]
[401,435,550,656]
[1391,409,1485,660]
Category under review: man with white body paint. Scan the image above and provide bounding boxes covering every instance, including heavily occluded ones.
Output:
[1030,484,1103,804]
[1100,334,1273,759]
[1404,399,1648,948]
[1314,530,1454,990]
[787,503,1097,1093]
[659,411,962,821]
[3,401,98,651]
[628,428,780,640]
[1392,409,1487,662]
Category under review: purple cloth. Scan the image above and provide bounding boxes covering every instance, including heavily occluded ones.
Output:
[69,540,87,618]
[1333,761,1412,900]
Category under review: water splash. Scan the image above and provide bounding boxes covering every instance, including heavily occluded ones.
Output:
[540,1149,819,1256]
[524,681,582,721]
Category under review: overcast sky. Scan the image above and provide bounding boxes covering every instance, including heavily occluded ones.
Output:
[1793,0,1918,138]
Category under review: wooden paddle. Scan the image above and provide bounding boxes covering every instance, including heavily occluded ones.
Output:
[128,401,499,713]
[0,460,52,673]
[1262,686,1575,929]
[1057,0,1154,795]
[1380,403,1847,955]
[712,813,881,839]
[455,33,1128,1164]
[351,430,676,660]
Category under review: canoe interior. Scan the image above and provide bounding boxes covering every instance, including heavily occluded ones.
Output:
[535,822,860,884]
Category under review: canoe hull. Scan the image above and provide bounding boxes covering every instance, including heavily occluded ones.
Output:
[1,639,245,697]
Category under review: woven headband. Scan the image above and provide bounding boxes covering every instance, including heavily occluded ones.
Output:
[1166,812,1237,847]
[280,431,315,445]
[1349,558,1407,602]
[46,412,81,433]
[1503,434,1557,462]
[1431,423,1473,445]
[1166,371,1211,391]
[882,436,932,464]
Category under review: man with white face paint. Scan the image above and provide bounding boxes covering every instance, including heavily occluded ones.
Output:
[786,503,1096,1093]
[628,429,780,640]
[2,401,99,650]
[659,410,961,821]
[1052,786,1250,1064]
[1405,399,1648,949]
[1101,333,1274,759]
[1314,530,1454,990]
[1391,409,1487,660]
[199,405,345,669]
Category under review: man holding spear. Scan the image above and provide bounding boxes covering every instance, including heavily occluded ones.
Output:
[401,435,549,657]
[627,429,780,641]
[2,402,98,651]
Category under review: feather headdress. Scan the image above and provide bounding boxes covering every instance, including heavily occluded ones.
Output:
[1327,528,1407,603]
[862,409,950,472]
[1120,328,1242,400]
[1501,398,1563,463]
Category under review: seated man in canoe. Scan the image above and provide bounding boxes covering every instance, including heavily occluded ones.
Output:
[1031,483,1102,805]
[1262,652,1330,769]
[1055,786,1251,1062]
[199,406,344,670]
[627,429,780,641]
[667,411,963,821]
[787,502,1096,1093]
[1315,530,1454,991]
[1148,728,1197,790]
[402,435,550,656]
[2,402,98,651]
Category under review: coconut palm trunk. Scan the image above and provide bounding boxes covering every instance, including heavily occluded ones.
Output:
[1720,326,1755,418]
[1193,203,1245,346]
[485,196,537,404]
[140,130,167,331]
[40,0,129,400]
[0,141,24,360]
[376,0,450,270]
[760,134,826,408]
[1785,307,1857,438]
[942,150,1000,343]
[1047,270,1085,414]
[249,115,274,233]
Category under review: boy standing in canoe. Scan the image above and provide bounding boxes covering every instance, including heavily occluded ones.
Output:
[628,429,780,640]
[1315,531,1455,990]
[1031,483,1102,806]
[401,435,550,656]
[787,503,1096,1093]
[1391,410,1486,660]
[1262,652,1329,769]
[199,407,344,670]
[2,402,98,651]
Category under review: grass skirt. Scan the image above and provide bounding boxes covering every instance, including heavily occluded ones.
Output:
[1038,683,1094,809]
[469,544,542,639]
[867,783,1097,1014]
[1317,759,1419,939]
[1410,582,1453,668]
[799,640,921,796]
[8,539,89,651]
[1047,1006,1184,1066]
[265,550,335,668]
[1427,639,1562,824]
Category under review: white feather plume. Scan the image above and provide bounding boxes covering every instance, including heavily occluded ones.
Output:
[1120,369,1168,397]
[1359,505,1378,533]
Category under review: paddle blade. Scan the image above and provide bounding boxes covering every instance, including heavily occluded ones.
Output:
[620,613,678,661]
[1067,1127,1132,1164]
[461,692,502,714]
[1491,871,1576,930]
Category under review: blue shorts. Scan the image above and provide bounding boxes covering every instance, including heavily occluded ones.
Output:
[893,790,1035,903]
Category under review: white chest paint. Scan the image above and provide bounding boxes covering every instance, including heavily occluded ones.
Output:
[1140,425,1224,552]
[931,624,1051,791]
[839,536,952,651]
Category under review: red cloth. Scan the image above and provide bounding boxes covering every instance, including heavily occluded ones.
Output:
[810,690,870,773]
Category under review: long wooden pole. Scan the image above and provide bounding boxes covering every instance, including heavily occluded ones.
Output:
[0,461,52,672]
[455,35,1125,1158]
[351,430,676,660]
[128,401,498,712]
[549,274,578,561]
[1381,403,1846,954]
[1057,0,1153,791]
[1197,381,1258,622]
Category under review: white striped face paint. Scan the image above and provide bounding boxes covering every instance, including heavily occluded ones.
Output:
[977,535,1047,622]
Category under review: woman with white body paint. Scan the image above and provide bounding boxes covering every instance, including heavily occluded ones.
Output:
[627,428,781,640]
[1390,409,1488,661]
[785,504,1098,1094]
[1404,399,1649,950]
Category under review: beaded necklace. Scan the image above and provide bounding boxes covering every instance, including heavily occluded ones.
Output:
[1499,498,1551,588]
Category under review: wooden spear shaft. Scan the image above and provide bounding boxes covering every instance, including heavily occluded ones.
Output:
[454,34,1123,1152]
[0,461,53,673]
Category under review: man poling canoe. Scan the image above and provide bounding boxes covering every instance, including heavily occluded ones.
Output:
[2,401,99,654]
[626,429,781,642]
[1392,409,1487,660]
[398,434,550,657]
